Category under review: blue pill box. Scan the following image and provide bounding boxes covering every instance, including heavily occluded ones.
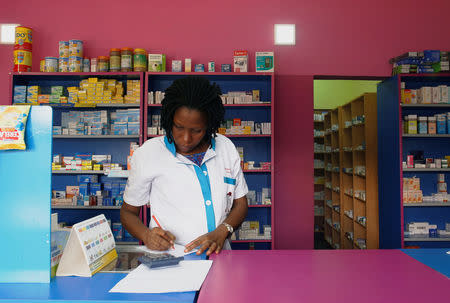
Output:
[437,115,447,134]
[221,64,232,72]
[195,64,205,72]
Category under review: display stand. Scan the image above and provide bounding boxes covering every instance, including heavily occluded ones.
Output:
[0,106,52,283]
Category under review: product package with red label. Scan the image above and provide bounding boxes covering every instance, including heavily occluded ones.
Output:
[0,105,30,150]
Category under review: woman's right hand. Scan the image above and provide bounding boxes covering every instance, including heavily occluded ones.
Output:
[143,227,176,250]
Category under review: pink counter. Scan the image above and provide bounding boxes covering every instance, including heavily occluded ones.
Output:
[198,250,449,303]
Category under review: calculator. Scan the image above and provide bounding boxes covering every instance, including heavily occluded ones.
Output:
[138,252,184,269]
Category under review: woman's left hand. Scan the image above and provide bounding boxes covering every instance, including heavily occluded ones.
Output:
[184,224,229,256]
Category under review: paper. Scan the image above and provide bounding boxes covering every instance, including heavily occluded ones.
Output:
[109,260,213,293]
[137,243,198,257]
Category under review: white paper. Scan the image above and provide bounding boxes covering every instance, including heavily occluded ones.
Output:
[137,243,198,257]
[109,260,213,293]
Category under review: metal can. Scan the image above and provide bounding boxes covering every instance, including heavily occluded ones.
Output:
[58,57,69,72]
[69,40,83,57]
[14,26,33,51]
[59,41,69,58]
[45,56,58,72]
[82,58,90,72]
[68,56,82,72]
[13,50,32,72]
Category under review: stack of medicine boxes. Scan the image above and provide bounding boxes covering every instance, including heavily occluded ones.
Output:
[13,86,27,103]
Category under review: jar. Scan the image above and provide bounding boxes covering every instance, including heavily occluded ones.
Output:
[109,48,121,72]
[428,116,436,134]
[418,116,427,134]
[121,47,133,72]
[98,56,109,72]
[133,48,147,72]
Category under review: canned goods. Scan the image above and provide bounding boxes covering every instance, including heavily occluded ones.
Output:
[69,40,83,57]
[58,57,69,72]
[14,26,33,51]
[82,58,90,72]
[68,56,82,72]
[45,57,58,72]
[133,48,147,72]
[40,59,45,72]
[13,50,32,72]
[59,41,69,58]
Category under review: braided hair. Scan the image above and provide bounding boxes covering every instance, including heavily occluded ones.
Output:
[161,76,225,144]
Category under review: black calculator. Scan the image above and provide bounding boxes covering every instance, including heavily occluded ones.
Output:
[138,252,184,269]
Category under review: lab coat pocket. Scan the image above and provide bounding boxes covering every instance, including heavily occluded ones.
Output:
[223,177,236,214]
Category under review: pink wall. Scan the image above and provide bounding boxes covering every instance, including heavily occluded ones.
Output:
[2,0,450,249]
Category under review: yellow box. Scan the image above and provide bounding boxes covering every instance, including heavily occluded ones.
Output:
[88,77,98,83]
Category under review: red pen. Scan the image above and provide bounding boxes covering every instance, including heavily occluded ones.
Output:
[152,215,174,249]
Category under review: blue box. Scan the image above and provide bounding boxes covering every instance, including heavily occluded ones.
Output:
[112,223,123,240]
[79,183,89,197]
[89,183,101,196]
[423,50,440,63]
[127,122,140,135]
[77,175,98,183]
[195,64,205,72]
[221,64,232,72]
[119,182,127,194]
[437,115,447,134]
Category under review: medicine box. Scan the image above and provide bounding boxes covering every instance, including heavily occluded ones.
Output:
[148,54,166,72]
[256,52,274,72]
[172,60,182,72]
[185,58,192,72]
[233,50,248,72]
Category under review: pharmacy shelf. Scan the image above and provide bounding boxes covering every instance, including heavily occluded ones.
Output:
[231,240,272,243]
[403,134,450,138]
[344,213,353,220]
[355,220,366,228]
[243,169,271,173]
[53,135,140,139]
[355,197,366,203]
[52,170,105,174]
[148,103,271,107]
[248,205,271,208]
[404,202,450,207]
[378,74,450,249]
[40,103,140,108]
[401,104,450,108]
[404,237,450,242]
[51,205,121,209]
[403,168,450,172]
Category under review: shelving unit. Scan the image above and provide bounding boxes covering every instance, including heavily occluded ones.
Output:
[378,73,450,248]
[144,72,274,250]
[345,93,378,249]
[313,110,327,240]
[323,112,333,246]
[10,72,145,244]
[322,93,379,249]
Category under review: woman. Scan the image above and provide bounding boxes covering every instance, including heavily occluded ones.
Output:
[121,76,248,256]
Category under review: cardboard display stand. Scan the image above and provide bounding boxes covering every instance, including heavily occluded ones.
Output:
[57,214,118,277]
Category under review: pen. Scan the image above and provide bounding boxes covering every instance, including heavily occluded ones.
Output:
[152,215,174,249]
